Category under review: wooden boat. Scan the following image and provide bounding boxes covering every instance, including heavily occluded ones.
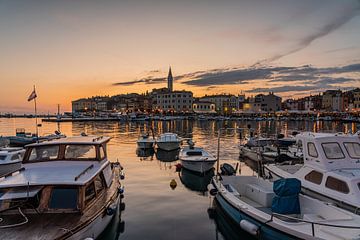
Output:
[0,135,124,239]
[264,132,360,215]
[209,176,360,239]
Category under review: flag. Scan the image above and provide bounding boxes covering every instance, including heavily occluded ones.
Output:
[28,89,37,102]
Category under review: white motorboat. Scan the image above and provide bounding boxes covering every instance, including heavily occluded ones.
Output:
[0,135,125,239]
[137,133,155,149]
[0,147,25,176]
[156,133,182,151]
[210,175,360,239]
[239,137,274,162]
[179,143,216,173]
[264,131,360,214]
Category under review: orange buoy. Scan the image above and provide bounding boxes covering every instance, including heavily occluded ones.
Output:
[170,179,177,190]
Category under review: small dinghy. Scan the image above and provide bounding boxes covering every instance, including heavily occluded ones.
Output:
[179,140,216,173]
[137,133,155,149]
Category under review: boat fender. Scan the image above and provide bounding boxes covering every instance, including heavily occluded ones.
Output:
[118,186,124,194]
[208,184,218,196]
[120,202,126,211]
[106,206,116,216]
[120,172,125,180]
[239,220,259,236]
[83,238,94,240]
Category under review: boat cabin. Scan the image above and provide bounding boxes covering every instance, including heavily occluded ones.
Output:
[0,136,116,215]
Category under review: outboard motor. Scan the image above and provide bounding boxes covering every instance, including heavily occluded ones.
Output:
[220,163,236,176]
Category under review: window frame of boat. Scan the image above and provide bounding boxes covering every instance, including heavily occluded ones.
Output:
[325,176,350,194]
[82,172,107,209]
[304,170,323,185]
[44,186,81,213]
[343,142,360,159]
[321,142,345,160]
[64,144,98,161]
[26,145,60,162]
[307,142,318,158]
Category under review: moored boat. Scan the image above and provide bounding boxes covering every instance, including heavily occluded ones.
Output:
[210,176,360,239]
[264,131,360,214]
[156,133,182,151]
[136,133,155,149]
[179,142,216,173]
[0,147,25,177]
[0,135,125,239]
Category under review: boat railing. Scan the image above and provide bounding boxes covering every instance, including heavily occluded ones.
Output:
[269,212,360,237]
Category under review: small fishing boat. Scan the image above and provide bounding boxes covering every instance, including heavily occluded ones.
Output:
[179,141,216,173]
[209,176,360,239]
[0,135,124,239]
[156,133,182,151]
[136,133,155,149]
[5,128,65,147]
[0,147,25,176]
[264,132,360,215]
[239,137,274,162]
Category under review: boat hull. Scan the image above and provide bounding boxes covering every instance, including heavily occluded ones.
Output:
[180,159,216,173]
[213,184,301,240]
[68,195,120,240]
[157,141,180,151]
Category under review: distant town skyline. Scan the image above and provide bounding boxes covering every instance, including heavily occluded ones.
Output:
[1,0,360,113]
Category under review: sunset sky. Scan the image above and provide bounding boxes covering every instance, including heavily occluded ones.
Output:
[1,0,360,113]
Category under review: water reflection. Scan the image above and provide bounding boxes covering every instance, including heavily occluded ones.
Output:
[136,148,155,160]
[179,168,214,194]
[155,149,179,162]
[208,199,253,240]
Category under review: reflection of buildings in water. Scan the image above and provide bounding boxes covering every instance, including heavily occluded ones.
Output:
[209,199,253,240]
[136,148,155,161]
[179,168,214,194]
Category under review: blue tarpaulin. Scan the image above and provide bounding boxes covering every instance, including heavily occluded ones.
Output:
[271,178,301,214]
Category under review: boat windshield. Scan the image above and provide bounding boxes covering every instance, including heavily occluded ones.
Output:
[65,145,96,160]
[29,146,59,161]
[0,155,6,160]
[321,142,345,159]
[344,142,360,159]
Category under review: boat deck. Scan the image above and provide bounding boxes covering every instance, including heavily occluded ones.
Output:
[0,170,120,240]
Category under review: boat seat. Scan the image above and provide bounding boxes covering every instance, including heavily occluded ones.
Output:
[245,184,275,208]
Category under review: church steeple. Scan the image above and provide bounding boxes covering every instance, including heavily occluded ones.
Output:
[167,66,173,92]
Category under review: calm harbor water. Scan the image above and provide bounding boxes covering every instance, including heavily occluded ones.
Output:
[0,118,358,240]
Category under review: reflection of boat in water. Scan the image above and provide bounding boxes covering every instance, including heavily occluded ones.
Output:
[179,168,214,193]
[156,148,179,162]
[208,199,253,240]
[136,148,155,160]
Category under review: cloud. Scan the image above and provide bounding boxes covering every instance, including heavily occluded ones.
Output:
[113,76,166,86]
[254,1,360,65]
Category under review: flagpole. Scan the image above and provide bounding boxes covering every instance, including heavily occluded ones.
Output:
[34,85,39,139]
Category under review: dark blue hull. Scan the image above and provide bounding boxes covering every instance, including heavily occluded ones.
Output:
[215,193,299,240]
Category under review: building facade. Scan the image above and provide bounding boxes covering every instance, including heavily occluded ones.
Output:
[192,101,216,114]
[154,91,193,112]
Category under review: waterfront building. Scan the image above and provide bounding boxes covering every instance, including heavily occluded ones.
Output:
[322,89,342,111]
[256,92,282,112]
[154,90,193,112]
[192,101,216,114]
[352,89,360,112]
[72,96,110,112]
[200,94,235,114]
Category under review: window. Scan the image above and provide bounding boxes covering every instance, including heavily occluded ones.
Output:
[322,143,345,159]
[344,142,360,159]
[305,171,323,185]
[65,145,96,159]
[99,145,106,159]
[11,154,21,161]
[0,155,6,160]
[94,175,105,194]
[29,146,59,161]
[49,188,78,209]
[307,142,318,158]
[325,176,349,194]
[85,182,96,205]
